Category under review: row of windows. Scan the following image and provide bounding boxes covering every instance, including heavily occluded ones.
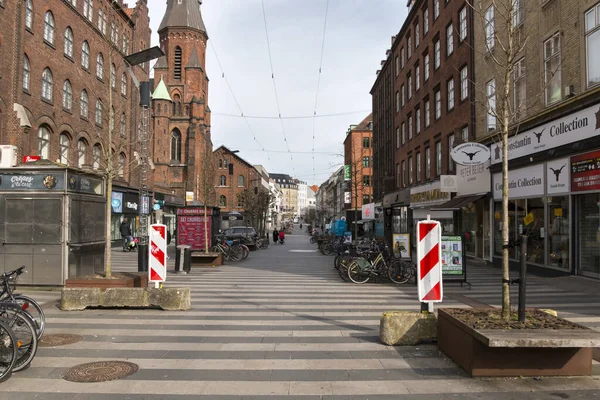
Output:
[218,195,245,208]
[37,126,126,177]
[217,175,248,187]
[395,1,467,77]
[27,0,131,55]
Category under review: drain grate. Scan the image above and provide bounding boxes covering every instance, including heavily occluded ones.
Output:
[62,361,139,383]
[39,334,84,347]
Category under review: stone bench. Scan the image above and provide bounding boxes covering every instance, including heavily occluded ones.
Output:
[190,252,223,267]
[60,287,191,311]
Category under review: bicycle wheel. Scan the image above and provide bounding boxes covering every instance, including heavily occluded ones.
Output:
[240,245,250,260]
[347,262,370,284]
[337,257,352,282]
[387,260,412,284]
[322,244,335,256]
[0,319,17,383]
[0,307,38,372]
[12,296,45,340]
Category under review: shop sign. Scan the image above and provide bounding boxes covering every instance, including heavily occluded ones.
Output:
[344,165,351,181]
[22,155,40,163]
[177,207,216,216]
[185,191,194,202]
[344,191,351,204]
[491,103,600,164]
[140,195,150,214]
[493,164,544,200]
[457,162,491,196]
[571,149,600,192]
[410,182,451,207]
[362,203,375,220]
[547,157,570,194]
[0,173,64,191]
[451,143,491,165]
[153,203,161,211]
[111,192,123,213]
[440,175,458,192]
[67,174,103,195]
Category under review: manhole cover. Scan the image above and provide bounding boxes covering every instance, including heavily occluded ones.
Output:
[39,334,84,347]
[62,361,139,383]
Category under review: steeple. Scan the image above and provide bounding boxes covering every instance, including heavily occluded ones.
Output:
[158,0,207,36]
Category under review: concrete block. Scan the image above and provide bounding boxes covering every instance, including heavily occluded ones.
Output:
[147,287,191,311]
[379,311,437,346]
[102,288,148,308]
[60,288,102,311]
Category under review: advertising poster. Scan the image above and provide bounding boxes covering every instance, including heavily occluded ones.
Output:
[392,234,410,258]
[111,192,123,213]
[177,215,211,250]
[571,150,600,192]
[441,236,463,275]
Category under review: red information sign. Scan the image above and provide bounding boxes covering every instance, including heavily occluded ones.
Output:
[23,155,40,163]
[571,150,600,192]
[177,215,212,250]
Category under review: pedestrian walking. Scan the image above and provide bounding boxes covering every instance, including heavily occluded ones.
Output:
[120,218,132,251]
[272,228,279,244]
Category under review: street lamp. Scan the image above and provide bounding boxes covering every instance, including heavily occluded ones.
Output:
[124,46,165,272]
[228,150,239,218]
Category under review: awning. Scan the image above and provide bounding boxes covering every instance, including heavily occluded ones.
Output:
[431,194,487,211]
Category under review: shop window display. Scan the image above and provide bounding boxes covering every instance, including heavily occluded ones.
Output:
[577,193,600,276]
[547,196,569,270]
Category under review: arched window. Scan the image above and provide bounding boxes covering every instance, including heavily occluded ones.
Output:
[81,41,90,69]
[110,64,116,89]
[218,159,223,168]
[120,113,126,137]
[59,133,70,164]
[172,94,180,115]
[156,104,161,113]
[92,144,101,169]
[95,99,102,125]
[96,53,104,80]
[23,55,30,91]
[219,175,227,186]
[223,159,228,168]
[64,27,74,57]
[237,175,245,187]
[219,195,227,207]
[25,0,33,29]
[43,11,55,44]
[41,68,53,101]
[174,46,182,80]
[171,129,181,162]
[121,73,127,96]
[80,90,88,118]
[62,80,72,110]
[77,139,87,167]
[38,126,50,159]
[118,153,125,177]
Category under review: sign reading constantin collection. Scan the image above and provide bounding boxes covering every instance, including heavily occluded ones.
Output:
[451,143,491,166]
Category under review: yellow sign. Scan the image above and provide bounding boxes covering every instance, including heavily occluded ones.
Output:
[524,212,534,226]
[494,211,501,220]
[554,208,563,217]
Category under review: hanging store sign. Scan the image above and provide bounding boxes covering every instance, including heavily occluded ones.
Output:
[344,165,351,181]
[493,164,544,200]
[571,149,600,192]
[547,157,570,194]
[491,104,600,164]
[440,175,458,193]
[362,203,375,220]
[451,143,491,165]
[344,191,351,204]
[457,162,490,195]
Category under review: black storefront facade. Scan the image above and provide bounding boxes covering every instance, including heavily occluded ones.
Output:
[489,96,600,278]
[154,192,185,241]
[110,187,151,246]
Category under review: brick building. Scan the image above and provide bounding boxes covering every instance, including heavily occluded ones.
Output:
[372,0,475,246]
[343,114,373,227]
[0,0,151,240]
[269,173,298,222]
[151,0,213,210]
[474,0,600,277]
[214,146,260,215]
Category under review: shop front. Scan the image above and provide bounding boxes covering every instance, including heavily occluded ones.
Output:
[383,189,411,255]
[154,192,185,242]
[409,181,453,248]
[110,189,150,246]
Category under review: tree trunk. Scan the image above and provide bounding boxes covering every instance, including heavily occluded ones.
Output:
[501,51,513,320]
[105,176,113,278]
[204,204,209,252]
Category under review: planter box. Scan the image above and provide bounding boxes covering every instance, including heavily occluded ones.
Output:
[66,273,148,289]
[437,308,600,377]
[190,252,223,267]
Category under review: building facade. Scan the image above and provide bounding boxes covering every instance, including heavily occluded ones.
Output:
[214,146,260,215]
[343,114,373,228]
[475,0,600,278]
[296,180,308,219]
[269,173,298,221]
[151,0,213,209]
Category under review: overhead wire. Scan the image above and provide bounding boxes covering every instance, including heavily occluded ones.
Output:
[260,0,296,177]
[211,110,370,120]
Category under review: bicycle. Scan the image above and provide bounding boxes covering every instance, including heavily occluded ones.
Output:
[0,318,17,383]
[386,259,416,284]
[346,245,401,284]
[0,303,38,372]
[0,266,45,340]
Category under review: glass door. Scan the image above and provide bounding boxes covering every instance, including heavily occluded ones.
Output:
[483,199,491,260]
[577,193,600,278]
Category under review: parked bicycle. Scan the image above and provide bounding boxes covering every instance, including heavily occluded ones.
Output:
[0,267,45,340]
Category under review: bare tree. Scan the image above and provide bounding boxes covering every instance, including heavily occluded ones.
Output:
[197,131,216,252]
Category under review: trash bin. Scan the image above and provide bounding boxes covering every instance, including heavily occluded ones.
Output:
[175,245,191,274]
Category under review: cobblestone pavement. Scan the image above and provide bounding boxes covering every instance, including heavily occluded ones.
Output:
[4,226,600,399]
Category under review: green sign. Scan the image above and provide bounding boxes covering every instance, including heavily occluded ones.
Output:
[441,236,463,275]
[344,165,351,181]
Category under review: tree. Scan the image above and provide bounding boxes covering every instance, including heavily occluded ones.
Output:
[238,188,272,237]
[466,0,558,319]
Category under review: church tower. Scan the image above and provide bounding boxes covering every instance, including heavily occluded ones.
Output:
[152,0,212,206]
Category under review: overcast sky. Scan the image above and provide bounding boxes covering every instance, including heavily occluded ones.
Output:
[148,0,407,186]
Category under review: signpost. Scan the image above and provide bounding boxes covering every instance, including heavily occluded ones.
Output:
[149,224,167,288]
[417,218,443,311]
[441,236,471,287]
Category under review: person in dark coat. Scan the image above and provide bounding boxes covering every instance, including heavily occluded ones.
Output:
[272,228,279,244]
[120,218,132,251]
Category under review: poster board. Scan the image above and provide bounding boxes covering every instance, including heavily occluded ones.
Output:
[441,236,469,285]
[392,233,411,259]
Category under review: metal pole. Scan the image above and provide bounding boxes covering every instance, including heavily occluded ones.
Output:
[138,101,150,272]
[518,235,527,322]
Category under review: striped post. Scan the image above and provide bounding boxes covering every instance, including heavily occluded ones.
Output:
[417,219,443,303]
[149,224,167,286]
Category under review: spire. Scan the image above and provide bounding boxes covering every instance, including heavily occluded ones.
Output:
[152,77,172,102]
[185,47,203,70]
[158,0,207,36]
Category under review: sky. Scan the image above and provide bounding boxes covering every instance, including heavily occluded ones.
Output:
[148,0,408,186]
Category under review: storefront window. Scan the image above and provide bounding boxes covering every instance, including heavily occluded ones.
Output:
[392,207,408,234]
[547,196,569,270]
[522,198,544,265]
[462,202,477,257]
[577,193,600,276]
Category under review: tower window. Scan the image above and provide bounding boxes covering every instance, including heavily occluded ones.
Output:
[174,47,182,80]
